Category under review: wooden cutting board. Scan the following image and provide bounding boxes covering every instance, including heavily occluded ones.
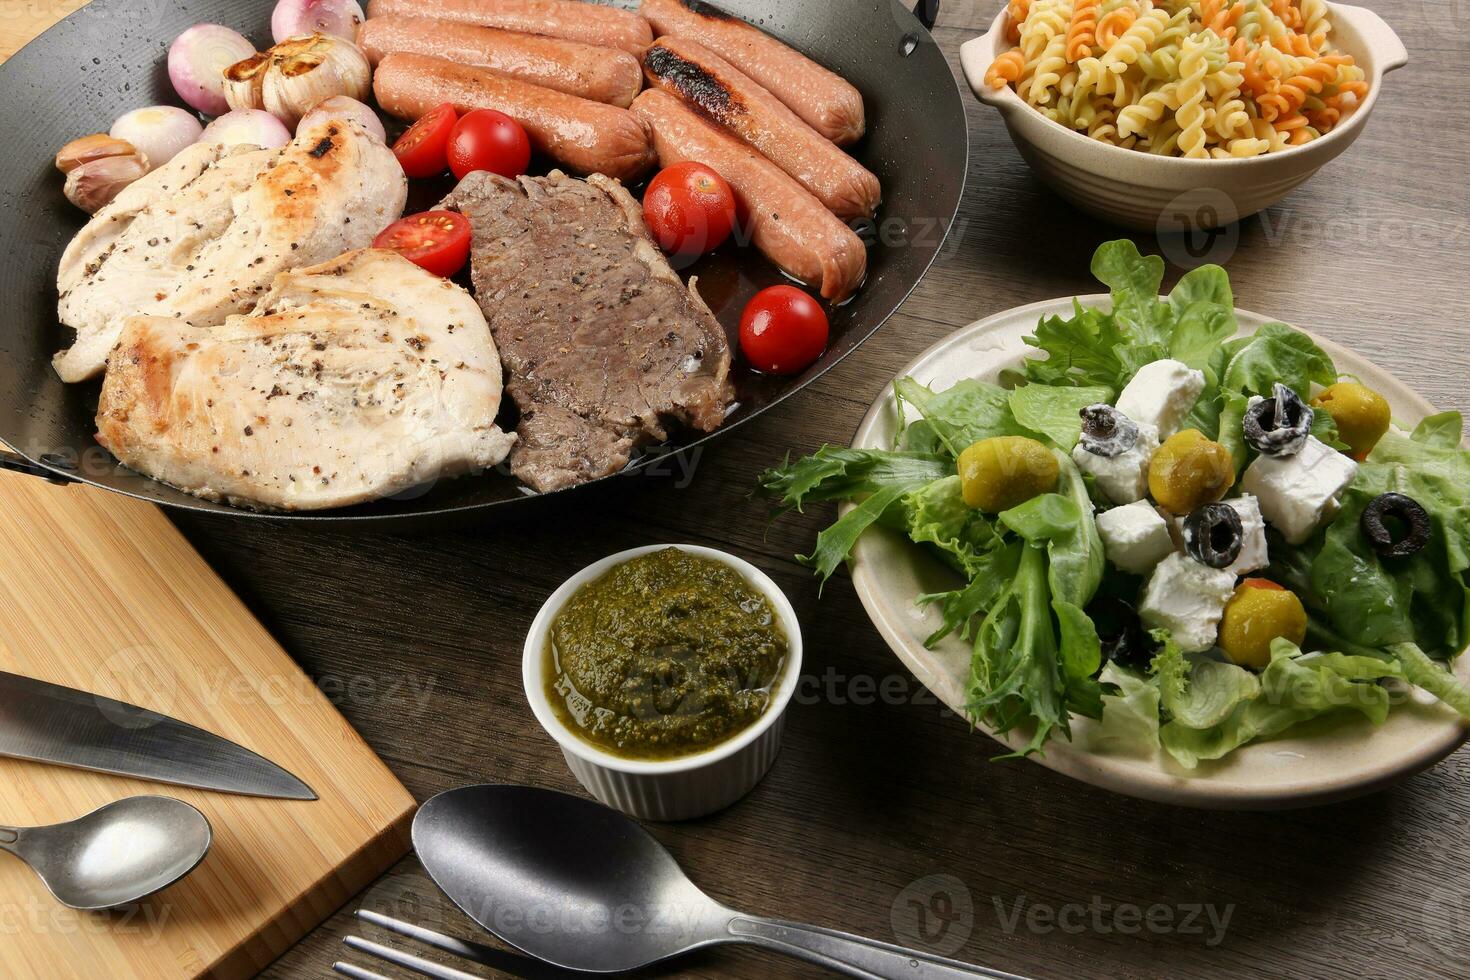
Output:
[0,467,417,979]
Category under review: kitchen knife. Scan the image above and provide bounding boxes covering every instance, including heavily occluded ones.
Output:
[0,670,317,800]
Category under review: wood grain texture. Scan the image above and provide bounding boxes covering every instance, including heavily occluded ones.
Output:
[8,1,1470,978]
[0,466,416,980]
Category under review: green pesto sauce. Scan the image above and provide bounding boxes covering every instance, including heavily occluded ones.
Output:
[545,548,788,760]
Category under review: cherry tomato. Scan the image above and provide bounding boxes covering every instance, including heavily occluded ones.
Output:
[642,162,737,259]
[392,103,458,179]
[448,109,532,180]
[373,211,473,278]
[739,286,829,376]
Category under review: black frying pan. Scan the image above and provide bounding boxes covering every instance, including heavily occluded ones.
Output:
[0,0,966,527]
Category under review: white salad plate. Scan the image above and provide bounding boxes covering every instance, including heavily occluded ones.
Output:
[847,297,1470,809]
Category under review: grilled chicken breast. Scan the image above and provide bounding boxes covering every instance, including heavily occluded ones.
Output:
[55,118,406,383]
[95,249,515,511]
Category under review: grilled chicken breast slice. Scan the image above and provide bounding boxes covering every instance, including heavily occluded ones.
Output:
[55,118,407,383]
[95,249,515,511]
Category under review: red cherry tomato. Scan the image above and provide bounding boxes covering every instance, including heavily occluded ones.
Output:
[642,162,737,259]
[739,286,829,376]
[447,109,532,180]
[392,103,458,179]
[373,211,473,278]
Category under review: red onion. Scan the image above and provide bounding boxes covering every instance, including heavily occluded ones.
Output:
[168,24,256,117]
[271,0,365,44]
[201,109,292,150]
[297,96,387,142]
[110,106,204,167]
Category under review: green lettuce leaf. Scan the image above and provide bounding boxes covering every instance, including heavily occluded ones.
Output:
[967,542,1069,757]
[900,476,1001,577]
[1091,239,1170,344]
[1020,302,1131,392]
[759,446,951,511]
[1411,411,1464,450]
[893,377,1033,458]
[1092,663,1162,755]
[1008,384,1113,451]
[1159,640,1402,769]
[1221,322,1337,398]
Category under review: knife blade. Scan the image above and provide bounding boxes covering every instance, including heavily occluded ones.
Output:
[0,670,317,800]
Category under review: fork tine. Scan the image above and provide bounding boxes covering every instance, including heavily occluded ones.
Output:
[354,910,579,979]
[356,910,505,964]
[344,935,486,980]
[332,962,395,980]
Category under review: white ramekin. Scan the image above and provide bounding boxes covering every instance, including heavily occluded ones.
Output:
[523,544,803,822]
[959,3,1408,231]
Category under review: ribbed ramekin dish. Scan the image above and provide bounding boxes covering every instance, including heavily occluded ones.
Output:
[959,3,1407,231]
[523,545,803,822]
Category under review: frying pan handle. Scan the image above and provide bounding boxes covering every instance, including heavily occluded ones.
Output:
[913,0,940,31]
[0,449,75,486]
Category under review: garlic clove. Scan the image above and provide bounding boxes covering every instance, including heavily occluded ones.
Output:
[260,33,372,129]
[223,49,271,113]
[56,133,142,174]
[63,153,151,213]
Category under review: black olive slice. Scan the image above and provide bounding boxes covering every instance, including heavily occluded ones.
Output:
[1087,596,1153,668]
[1079,404,1140,458]
[1361,492,1430,558]
[1243,383,1314,457]
[1183,502,1244,569]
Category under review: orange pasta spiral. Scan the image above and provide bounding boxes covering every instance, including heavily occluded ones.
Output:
[1066,0,1099,62]
[1095,6,1136,48]
[986,47,1027,89]
[1006,0,1032,44]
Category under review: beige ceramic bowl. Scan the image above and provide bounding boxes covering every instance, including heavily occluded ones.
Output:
[523,545,803,822]
[959,4,1408,231]
[847,298,1470,809]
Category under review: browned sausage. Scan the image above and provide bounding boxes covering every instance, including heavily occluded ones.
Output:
[374,53,655,182]
[640,0,865,146]
[360,16,644,107]
[630,89,865,302]
[642,36,880,220]
[366,0,653,56]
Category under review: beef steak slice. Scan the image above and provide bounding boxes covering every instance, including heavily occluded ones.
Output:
[439,170,733,492]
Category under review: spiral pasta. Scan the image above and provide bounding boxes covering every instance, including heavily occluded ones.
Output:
[985,0,1366,157]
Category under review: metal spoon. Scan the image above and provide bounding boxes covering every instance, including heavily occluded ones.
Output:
[0,797,212,910]
[414,785,1029,979]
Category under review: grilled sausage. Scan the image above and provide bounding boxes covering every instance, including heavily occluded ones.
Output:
[360,16,643,107]
[366,0,653,56]
[630,89,866,302]
[639,0,865,145]
[374,53,655,182]
[642,36,880,220]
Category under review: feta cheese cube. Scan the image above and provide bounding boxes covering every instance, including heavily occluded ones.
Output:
[1097,500,1175,575]
[1240,436,1358,544]
[1116,359,1206,438]
[1071,422,1160,505]
[1223,495,1268,575]
[1171,495,1269,576]
[1138,553,1238,653]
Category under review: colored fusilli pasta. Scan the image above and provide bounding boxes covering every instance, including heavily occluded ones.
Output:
[985,0,1366,157]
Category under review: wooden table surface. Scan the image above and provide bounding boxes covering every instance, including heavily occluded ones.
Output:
[7,2,1470,978]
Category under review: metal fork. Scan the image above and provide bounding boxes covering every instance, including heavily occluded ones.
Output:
[334,909,582,980]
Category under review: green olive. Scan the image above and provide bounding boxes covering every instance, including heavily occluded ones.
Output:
[1147,429,1235,515]
[958,436,1059,512]
[1218,579,1308,670]
[1312,382,1390,461]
